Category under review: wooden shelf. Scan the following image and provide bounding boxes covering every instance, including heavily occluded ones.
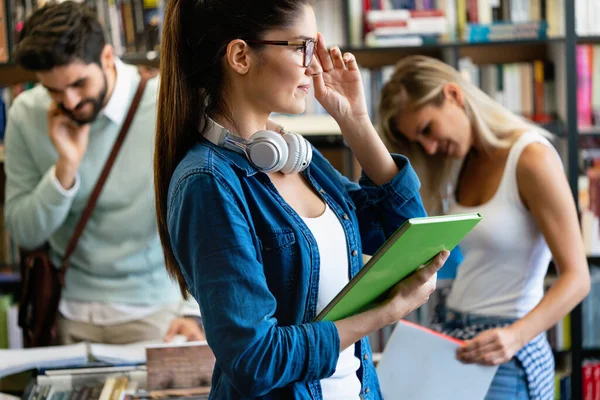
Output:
[554,349,571,359]
[539,119,566,137]
[578,36,600,44]
[587,255,600,263]
[578,130,600,149]
[0,272,19,284]
[0,37,567,83]
[104,38,568,65]
[583,348,600,359]
[579,127,600,137]
[344,37,564,53]
[0,63,36,85]
[122,52,160,66]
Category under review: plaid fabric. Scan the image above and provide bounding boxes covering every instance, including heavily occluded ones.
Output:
[436,310,555,400]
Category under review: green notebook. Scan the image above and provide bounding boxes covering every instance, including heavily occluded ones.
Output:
[314,212,482,322]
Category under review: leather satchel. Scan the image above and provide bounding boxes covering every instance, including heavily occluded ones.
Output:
[18,75,149,347]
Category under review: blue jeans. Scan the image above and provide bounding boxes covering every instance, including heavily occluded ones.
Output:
[485,357,531,400]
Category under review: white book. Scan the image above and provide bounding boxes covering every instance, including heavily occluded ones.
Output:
[477,0,492,25]
[347,0,363,46]
[443,0,457,41]
[0,335,190,379]
[0,343,89,379]
[7,305,22,349]
[576,0,589,36]
[377,320,498,400]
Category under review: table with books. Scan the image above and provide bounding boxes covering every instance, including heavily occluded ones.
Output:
[0,338,214,400]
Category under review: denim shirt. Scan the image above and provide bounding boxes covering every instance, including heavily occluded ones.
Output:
[167,131,427,399]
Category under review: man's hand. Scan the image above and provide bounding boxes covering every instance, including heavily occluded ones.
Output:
[163,317,205,342]
[48,102,90,189]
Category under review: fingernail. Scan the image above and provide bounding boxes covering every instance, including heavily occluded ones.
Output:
[332,47,339,55]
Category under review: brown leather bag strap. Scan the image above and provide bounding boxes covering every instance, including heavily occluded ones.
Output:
[59,75,149,273]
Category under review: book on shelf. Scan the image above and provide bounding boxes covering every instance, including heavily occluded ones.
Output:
[463,20,548,42]
[575,45,600,130]
[458,57,557,124]
[348,0,564,47]
[582,359,600,400]
[555,370,572,400]
[580,161,600,255]
[581,266,600,350]
[575,0,600,37]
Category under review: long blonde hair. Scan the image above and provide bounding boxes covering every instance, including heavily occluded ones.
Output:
[378,55,551,213]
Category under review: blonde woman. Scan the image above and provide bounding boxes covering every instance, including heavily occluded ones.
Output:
[379,55,590,400]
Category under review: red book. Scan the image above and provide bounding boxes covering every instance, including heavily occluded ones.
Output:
[593,362,600,400]
[584,362,594,400]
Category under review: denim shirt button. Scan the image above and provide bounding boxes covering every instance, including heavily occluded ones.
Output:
[319,188,326,194]
[365,388,370,394]
[352,250,358,256]
[363,353,369,360]
[343,213,349,220]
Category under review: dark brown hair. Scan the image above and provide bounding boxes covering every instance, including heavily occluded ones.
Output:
[155,0,310,297]
[14,1,105,71]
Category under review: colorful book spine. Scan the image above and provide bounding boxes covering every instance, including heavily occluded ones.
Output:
[577,45,593,128]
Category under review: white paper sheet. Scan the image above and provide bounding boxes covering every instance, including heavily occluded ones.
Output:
[0,343,88,378]
[377,320,499,400]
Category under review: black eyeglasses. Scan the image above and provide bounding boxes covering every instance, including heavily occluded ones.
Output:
[246,39,317,68]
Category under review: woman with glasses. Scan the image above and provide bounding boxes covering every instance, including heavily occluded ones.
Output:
[154,0,448,398]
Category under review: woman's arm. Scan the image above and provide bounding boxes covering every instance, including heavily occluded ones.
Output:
[169,171,339,396]
[307,34,429,254]
[308,33,398,186]
[512,143,590,344]
[457,142,590,365]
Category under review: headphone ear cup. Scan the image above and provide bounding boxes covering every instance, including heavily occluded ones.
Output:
[281,132,303,174]
[247,130,288,173]
[300,137,312,172]
[281,132,312,174]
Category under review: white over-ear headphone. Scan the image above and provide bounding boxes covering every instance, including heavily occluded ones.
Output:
[204,119,312,174]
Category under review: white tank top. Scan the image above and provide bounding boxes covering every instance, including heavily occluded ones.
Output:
[301,203,361,400]
[446,132,559,318]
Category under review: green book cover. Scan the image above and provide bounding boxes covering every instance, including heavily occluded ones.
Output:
[315,213,482,322]
[0,295,12,349]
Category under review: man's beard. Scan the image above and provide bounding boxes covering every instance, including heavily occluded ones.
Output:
[59,73,108,126]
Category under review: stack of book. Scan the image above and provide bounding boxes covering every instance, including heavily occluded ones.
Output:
[3,339,215,400]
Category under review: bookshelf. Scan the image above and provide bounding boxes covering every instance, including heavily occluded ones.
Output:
[579,128,600,137]
[583,349,600,358]
[579,36,600,44]
[0,0,597,398]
